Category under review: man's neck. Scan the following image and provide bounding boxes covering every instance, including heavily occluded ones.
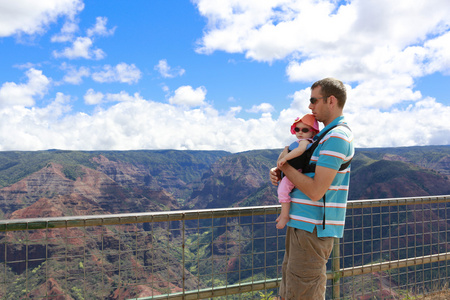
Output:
[323,113,343,127]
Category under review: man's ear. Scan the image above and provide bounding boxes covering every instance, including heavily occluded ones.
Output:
[328,95,337,108]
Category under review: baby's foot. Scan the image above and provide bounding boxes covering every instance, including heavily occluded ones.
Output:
[276,215,289,229]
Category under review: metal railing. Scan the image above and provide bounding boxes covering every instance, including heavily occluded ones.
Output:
[1,195,450,299]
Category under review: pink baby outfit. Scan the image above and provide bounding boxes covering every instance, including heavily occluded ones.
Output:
[277,138,313,203]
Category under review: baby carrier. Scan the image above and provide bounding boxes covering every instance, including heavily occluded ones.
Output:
[286,124,352,229]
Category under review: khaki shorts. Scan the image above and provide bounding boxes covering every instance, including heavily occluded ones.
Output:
[279,227,334,300]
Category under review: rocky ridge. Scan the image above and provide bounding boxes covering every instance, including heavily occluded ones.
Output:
[0,147,449,299]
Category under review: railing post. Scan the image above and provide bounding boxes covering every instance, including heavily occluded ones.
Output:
[182,218,186,297]
[332,237,341,299]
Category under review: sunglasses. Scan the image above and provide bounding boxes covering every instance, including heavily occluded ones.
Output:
[294,127,312,133]
[310,96,327,104]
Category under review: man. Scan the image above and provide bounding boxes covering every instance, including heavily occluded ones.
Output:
[270,77,354,299]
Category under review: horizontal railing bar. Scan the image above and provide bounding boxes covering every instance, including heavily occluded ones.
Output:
[347,194,450,209]
[326,252,450,279]
[0,205,281,232]
[1,195,449,232]
[137,278,281,300]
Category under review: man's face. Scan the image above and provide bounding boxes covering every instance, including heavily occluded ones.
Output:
[309,87,329,123]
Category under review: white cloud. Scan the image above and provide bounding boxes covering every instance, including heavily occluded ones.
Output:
[346,77,422,110]
[0,68,50,108]
[60,63,90,84]
[52,17,115,59]
[84,89,143,105]
[91,63,142,84]
[13,62,41,70]
[51,18,79,43]
[37,92,72,121]
[0,92,72,150]
[105,91,143,103]
[60,62,142,85]
[346,97,450,148]
[279,86,450,150]
[228,106,242,116]
[0,0,84,37]
[0,96,279,151]
[86,16,116,37]
[0,87,448,152]
[423,31,450,75]
[194,0,450,63]
[246,103,275,114]
[84,89,104,105]
[161,84,170,92]
[154,59,185,78]
[193,0,346,61]
[53,36,106,60]
[169,86,207,107]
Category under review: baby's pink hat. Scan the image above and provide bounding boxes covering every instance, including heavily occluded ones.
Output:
[290,114,320,135]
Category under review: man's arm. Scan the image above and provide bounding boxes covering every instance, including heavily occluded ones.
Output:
[278,163,338,201]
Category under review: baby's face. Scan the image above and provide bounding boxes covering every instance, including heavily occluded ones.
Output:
[294,123,315,139]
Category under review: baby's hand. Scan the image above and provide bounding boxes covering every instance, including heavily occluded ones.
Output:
[277,158,287,168]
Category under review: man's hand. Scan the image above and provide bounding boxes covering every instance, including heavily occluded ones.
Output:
[270,167,281,186]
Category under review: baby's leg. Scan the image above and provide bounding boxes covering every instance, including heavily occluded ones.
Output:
[276,202,290,229]
[277,176,294,203]
[277,177,294,229]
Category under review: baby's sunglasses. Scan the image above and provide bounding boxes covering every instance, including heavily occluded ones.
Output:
[294,127,311,133]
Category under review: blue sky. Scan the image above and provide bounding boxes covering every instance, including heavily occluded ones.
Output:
[1,0,449,152]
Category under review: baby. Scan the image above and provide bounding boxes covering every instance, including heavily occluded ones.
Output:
[276,114,319,229]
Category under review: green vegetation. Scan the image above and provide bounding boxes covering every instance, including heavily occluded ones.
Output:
[63,164,86,181]
[0,149,230,188]
[0,151,96,187]
[0,146,449,298]
[100,149,230,184]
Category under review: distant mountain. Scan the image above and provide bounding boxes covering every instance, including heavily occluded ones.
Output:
[0,146,449,219]
[0,146,449,299]
[0,150,229,218]
[349,146,450,199]
[188,150,279,209]
[361,145,450,175]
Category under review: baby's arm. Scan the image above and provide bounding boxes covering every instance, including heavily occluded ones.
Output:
[277,140,311,168]
[278,146,289,160]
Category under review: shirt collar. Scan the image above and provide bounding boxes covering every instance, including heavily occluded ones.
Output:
[314,115,346,141]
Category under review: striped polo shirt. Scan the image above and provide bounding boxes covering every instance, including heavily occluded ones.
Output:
[287,115,354,238]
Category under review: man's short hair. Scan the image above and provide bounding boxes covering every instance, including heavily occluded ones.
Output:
[311,78,346,108]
